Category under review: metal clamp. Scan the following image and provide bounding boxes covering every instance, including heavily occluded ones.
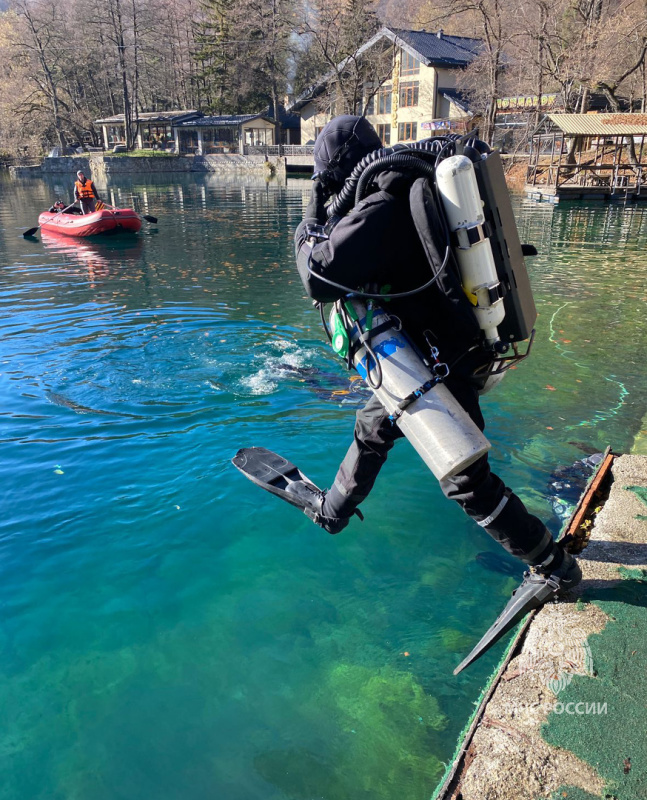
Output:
[305,222,329,242]
[453,221,491,250]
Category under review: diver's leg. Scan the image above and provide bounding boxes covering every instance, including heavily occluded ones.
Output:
[322,394,404,522]
[441,452,556,564]
[278,395,402,535]
[440,376,575,576]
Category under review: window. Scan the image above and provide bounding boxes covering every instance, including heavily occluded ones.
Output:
[399,81,419,108]
[202,127,235,153]
[141,123,172,149]
[401,50,420,76]
[398,122,417,142]
[179,130,199,154]
[244,127,273,146]
[107,126,124,146]
[376,124,391,145]
[365,92,375,115]
[378,86,392,114]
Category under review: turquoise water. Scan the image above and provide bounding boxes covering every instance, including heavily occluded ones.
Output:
[1,173,646,800]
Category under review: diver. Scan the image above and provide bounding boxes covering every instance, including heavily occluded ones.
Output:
[233,115,581,672]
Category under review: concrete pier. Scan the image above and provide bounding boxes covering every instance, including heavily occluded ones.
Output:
[434,451,647,800]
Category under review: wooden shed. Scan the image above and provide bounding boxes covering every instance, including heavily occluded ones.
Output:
[525,113,647,202]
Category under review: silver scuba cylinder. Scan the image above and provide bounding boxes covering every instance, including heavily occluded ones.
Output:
[435,155,505,348]
[330,298,491,481]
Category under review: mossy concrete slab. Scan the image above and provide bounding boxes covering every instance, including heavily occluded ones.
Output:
[442,455,647,800]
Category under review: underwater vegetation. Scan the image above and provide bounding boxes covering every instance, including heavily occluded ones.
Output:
[254,663,447,799]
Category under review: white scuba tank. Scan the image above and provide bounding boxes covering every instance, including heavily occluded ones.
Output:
[330,299,490,481]
[435,155,505,347]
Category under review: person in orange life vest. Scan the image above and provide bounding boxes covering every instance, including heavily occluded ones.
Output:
[74,170,102,215]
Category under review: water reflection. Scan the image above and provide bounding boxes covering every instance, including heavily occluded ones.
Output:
[41,231,144,282]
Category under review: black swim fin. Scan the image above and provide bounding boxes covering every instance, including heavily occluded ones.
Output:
[453,572,562,675]
[232,447,322,509]
[231,447,361,533]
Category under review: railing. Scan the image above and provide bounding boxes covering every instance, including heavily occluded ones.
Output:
[526,161,646,192]
[556,164,645,193]
[242,145,314,156]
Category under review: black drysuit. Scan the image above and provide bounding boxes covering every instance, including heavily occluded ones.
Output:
[294,169,555,565]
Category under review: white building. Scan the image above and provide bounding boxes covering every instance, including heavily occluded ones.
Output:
[290,27,482,146]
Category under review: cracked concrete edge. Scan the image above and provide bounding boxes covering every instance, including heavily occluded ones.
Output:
[439,454,647,800]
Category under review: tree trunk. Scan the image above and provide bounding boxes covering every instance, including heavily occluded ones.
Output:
[21,4,66,147]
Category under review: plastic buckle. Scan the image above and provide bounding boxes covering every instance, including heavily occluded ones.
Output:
[305,223,329,242]
[486,283,504,304]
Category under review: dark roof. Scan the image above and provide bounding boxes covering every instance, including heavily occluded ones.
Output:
[266,102,301,129]
[587,92,635,112]
[95,110,200,125]
[177,114,265,128]
[387,28,482,66]
[441,88,471,113]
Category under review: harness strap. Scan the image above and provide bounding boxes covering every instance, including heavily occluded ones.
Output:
[388,375,443,424]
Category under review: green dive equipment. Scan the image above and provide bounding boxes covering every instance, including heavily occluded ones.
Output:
[330,300,360,358]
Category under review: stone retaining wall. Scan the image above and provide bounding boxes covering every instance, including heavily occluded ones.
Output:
[22,154,286,178]
[94,156,192,177]
[192,155,285,175]
[8,165,42,178]
[40,156,92,174]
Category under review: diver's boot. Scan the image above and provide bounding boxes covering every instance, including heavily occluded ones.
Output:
[534,546,582,591]
[284,481,358,534]
[454,545,582,675]
[232,447,360,534]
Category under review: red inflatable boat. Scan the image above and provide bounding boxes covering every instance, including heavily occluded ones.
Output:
[38,207,142,237]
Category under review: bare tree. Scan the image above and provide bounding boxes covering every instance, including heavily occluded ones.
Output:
[296,0,393,116]
[11,0,68,146]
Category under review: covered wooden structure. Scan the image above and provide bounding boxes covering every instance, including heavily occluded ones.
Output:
[175,114,276,155]
[95,110,200,151]
[525,113,647,202]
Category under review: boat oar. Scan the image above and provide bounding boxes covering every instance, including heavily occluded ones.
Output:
[104,201,157,225]
[23,201,77,237]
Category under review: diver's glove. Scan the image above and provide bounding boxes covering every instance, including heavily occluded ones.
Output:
[305,178,328,224]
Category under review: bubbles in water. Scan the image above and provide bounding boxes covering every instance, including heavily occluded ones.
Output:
[237,339,316,396]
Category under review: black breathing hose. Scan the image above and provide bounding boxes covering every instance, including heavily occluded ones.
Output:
[310,133,490,302]
[327,137,452,219]
[355,154,437,205]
